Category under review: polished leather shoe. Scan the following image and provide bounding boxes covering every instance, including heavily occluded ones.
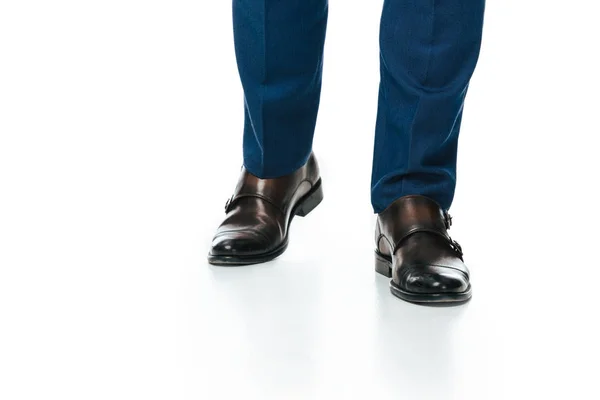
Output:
[375,195,471,304]
[208,153,323,265]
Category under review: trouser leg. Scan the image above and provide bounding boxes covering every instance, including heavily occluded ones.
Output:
[371,0,485,212]
[233,0,328,178]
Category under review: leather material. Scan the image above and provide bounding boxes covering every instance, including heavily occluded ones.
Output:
[376,195,470,297]
[209,153,321,263]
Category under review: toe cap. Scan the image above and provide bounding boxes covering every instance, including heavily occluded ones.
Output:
[401,266,470,294]
[209,230,271,257]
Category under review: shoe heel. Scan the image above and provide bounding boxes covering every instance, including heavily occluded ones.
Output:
[295,180,323,217]
[375,252,392,278]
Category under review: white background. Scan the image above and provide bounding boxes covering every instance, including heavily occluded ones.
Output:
[1,1,599,399]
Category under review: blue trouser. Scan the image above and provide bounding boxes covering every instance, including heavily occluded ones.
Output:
[233,0,485,213]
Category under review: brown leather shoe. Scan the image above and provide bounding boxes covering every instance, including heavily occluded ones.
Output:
[375,195,471,305]
[208,153,323,265]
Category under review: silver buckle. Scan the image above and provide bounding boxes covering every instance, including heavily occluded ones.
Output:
[443,210,453,229]
[224,195,234,212]
[451,239,463,256]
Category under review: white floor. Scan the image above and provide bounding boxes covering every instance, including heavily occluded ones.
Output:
[1,1,599,399]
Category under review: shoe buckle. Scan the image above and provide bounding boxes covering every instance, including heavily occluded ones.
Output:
[451,239,463,256]
[443,210,453,229]
[224,195,234,212]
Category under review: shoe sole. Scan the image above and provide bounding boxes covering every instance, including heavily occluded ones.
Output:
[375,251,472,305]
[207,179,324,266]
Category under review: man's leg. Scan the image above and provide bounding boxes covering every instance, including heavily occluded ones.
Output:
[371,0,485,212]
[234,0,328,178]
[372,0,485,304]
[208,1,328,265]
